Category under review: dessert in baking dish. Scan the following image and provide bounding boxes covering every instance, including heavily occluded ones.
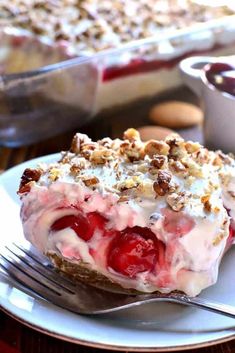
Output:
[18,129,235,296]
[1,1,235,112]
[1,0,234,56]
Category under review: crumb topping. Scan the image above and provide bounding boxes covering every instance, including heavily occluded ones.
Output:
[0,1,234,54]
[18,128,235,220]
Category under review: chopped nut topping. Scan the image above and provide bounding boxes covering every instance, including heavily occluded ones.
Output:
[194,148,211,165]
[123,128,140,142]
[120,141,144,162]
[165,134,184,146]
[167,136,187,160]
[144,140,169,157]
[49,167,61,181]
[201,194,212,212]
[20,128,235,230]
[70,164,82,176]
[70,133,92,154]
[166,192,187,211]
[216,151,233,165]
[169,160,187,174]
[153,170,172,196]
[181,156,203,177]
[150,155,167,169]
[82,176,99,187]
[185,141,201,154]
[98,137,113,148]
[213,206,220,213]
[90,148,114,164]
[116,177,140,192]
[18,168,42,193]
[136,180,153,196]
[212,155,223,167]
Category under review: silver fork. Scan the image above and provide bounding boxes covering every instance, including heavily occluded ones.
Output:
[0,242,235,318]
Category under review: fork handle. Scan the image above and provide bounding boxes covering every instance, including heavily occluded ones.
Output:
[160,293,235,319]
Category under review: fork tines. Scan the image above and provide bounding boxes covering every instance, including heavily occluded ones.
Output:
[0,242,76,301]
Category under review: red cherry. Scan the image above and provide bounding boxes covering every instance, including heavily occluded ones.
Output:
[87,212,106,232]
[107,227,164,278]
[162,208,195,237]
[51,214,92,240]
[51,212,106,241]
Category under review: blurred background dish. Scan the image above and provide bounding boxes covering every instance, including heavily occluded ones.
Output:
[180,55,235,152]
[1,1,235,146]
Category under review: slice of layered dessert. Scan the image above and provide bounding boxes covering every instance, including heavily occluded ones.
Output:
[18,129,235,296]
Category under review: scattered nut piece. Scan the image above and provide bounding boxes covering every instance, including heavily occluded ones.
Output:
[194,148,211,165]
[213,206,220,213]
[181,156,203,177]
[70,164,82,176]
[216,151,233,165]
[82,176,99,187]
[49,167,61,181]
[18,168,42,193]
[166,134,187,160]
[212,155,223,167]
[153,170,172,196]
[123,128,140,141]
[185,141,201,154]
[119,141,144,162]
[90,148,114,164]
[166,192,186,211]
[116,177,140,191]
[144,140,169,157]
[70,133,92,154]
[150,155,167,170]
[98,137,113,148]
[185,175,196,187]
[169,160,187,174]
[201,194,212,212]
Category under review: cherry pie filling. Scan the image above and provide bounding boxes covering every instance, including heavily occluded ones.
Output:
[51,212,166,278]
[49,206,235,283]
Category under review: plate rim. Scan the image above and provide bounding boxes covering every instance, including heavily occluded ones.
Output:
[0,154,235,351]
[1,304,235,352]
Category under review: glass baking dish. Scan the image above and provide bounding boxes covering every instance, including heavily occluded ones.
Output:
[1,14,235,147]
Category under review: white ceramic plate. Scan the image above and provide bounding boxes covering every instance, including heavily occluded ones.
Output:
[0,154,235,352]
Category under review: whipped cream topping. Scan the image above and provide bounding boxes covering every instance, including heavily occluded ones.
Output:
[18,129,235,296]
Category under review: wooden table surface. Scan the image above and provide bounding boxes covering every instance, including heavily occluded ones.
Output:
[0,87,234,353]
